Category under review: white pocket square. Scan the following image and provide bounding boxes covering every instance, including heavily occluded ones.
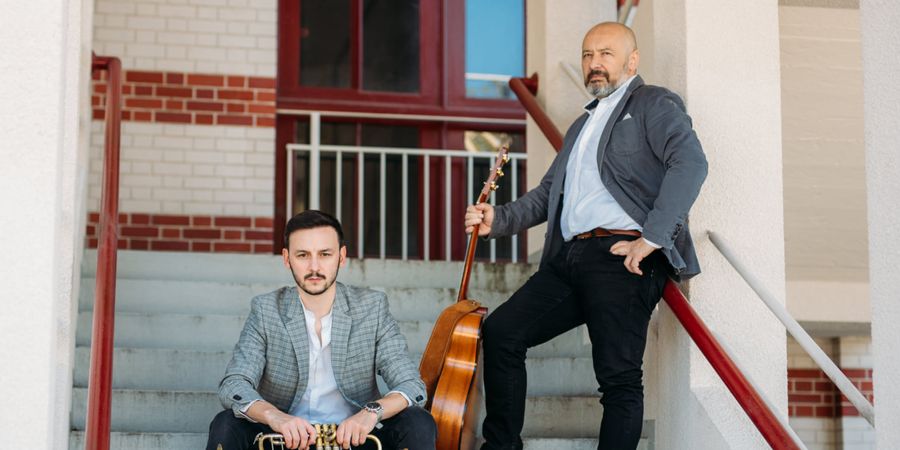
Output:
[621,113,632,121]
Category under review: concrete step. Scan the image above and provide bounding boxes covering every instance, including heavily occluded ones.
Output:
[70,388,603,437]
[78,278,516,320]
[81,250,538,290]
[76,312,594,357]
[73,347,599,396]
[69,432,652,450]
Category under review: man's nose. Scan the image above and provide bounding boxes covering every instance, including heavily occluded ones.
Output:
[308,255,320,270]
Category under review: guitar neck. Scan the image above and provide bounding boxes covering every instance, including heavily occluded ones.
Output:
[457,191,489,302]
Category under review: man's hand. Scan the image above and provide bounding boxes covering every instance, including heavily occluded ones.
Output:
[609,238,657,275]
[335,410,378,449]
[464,203,494,236]
[265,409,317,450]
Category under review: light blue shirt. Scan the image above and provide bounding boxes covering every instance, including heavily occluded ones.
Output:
[560,76,644,241]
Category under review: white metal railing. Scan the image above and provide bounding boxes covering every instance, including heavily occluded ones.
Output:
[285,112,527,262]
[707,231,876,427]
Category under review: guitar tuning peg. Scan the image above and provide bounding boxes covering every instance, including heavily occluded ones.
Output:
[496,168,504,177]
[502,154,510,163]
[490,182,498,191]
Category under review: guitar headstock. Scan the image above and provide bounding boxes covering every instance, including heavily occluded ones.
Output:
[477,146,510,203]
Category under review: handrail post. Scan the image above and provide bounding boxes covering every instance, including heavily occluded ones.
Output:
[85,54,122,450]
[309,112,321,210]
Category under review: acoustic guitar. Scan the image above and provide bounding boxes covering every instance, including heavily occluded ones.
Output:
[419,147,510,450]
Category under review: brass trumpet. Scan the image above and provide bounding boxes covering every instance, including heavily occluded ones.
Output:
[253,423,382,450]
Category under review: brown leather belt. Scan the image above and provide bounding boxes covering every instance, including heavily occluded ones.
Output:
[574,227,642,240]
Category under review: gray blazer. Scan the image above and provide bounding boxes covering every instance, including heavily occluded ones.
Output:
[491,76,708,279]
[218,282,426,419]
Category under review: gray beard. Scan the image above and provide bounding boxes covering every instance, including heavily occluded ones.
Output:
[587,83,617,98]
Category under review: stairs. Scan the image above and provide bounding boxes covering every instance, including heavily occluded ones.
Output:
[70,250,653,449]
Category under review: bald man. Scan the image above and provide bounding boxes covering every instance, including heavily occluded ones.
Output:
[465,22,708,449]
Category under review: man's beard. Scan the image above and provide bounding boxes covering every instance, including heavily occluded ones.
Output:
[584,65,629,98]
[289,263,339,297]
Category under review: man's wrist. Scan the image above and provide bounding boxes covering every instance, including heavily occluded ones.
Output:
[362,401,384,422]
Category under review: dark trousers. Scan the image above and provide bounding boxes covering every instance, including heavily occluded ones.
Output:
[479,236,667,450]
[206,406,437,450]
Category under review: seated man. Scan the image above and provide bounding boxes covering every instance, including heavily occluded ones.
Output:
[207,210,436,450]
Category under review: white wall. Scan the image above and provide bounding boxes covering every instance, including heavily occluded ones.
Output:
[860,0,900,447]
[0,0,92,447]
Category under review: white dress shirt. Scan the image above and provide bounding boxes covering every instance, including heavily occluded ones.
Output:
[560,75,657,245]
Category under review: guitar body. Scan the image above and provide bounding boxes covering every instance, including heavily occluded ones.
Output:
[429,307,487,450]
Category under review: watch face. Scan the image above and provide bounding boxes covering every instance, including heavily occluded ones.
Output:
[365,402,382,411]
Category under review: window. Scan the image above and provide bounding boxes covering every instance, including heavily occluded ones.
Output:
[464,0,525,100]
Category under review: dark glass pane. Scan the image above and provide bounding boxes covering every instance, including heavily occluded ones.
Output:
[362,0,420,93]
[300,0,351,88]
[465,0,524,99]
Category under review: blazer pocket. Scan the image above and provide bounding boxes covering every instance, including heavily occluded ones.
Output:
[608,117,642,155]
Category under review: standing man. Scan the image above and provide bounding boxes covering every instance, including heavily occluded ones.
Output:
[465,22,708,449]
[207,210,436,450]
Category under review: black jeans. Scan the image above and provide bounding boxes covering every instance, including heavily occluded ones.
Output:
[206,406,437,450]
[480,236,667,450]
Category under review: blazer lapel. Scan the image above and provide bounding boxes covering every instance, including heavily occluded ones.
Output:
[282,287,310,412]
[330,283,352,393]
[596,75,644,163]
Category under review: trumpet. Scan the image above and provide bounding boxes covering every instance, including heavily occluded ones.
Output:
[253,423,382,450]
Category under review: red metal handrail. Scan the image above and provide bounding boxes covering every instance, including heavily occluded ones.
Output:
[509,75,800,449]
[508,74,564,150]
[85,54,123,450]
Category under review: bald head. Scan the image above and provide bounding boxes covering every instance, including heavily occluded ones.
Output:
[580,22,640,98]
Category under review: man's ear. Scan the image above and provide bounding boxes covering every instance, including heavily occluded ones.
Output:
[282,248,291,269]
[339,245,348,267]
[628,49,640,75]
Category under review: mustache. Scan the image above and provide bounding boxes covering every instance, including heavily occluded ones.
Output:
[585,69,609,84]
[304,272,326,280]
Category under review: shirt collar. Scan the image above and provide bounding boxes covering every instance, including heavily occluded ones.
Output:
[583,75,637,112]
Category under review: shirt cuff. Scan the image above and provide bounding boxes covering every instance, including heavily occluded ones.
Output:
[387,390,413,408]
[239,399,260,423]
[643,237,661,249]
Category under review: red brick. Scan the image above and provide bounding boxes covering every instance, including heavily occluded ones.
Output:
[788,369,824,379]
[88,238,98,248]
[788,394,822,403]
[256,91,276,102]
[860,381,874,392]
[192,241,212,252]
[92,96,101,106]
[126,71,164,83]
[122,111,132,121]
[213,242,252,253]
[162,228,181,239]
[134,111,152,121]
[156,112,192,123]
[196,114,214,125]
[256,116,276,127]
[134,85,153,96]
[254,243,274,253]
[218,89,254,100]
[157,86,193,98]
[93,109,105,120]
[224,230,242,240]
[227,103,245,113]
[248,77,276,89]
[89,212,100,222]
[92,71,103,81]
[94,83,106,94]
[166,100,184,110]
[86,225,96,236]
[152,214,190,225]
[151,240,190,251]
[794,406,814,417]
[245,230,272,240]
[227,76,246,87]
[118,239,128,249]
[131,239,149,250]
[842,405,860,416]
[187,101,224,112]
[217,115,253,126]
[215,216,252,227]
[248,103,276,114]
[166,73,184,85]
[121,226,159,238]
[793,381,813,392]
[126,98,163,109]
[842,369,869,379]
[187,74,225,86]
[814,406,835,418]
[814,381,835,392]
[122,85,132,95]
[119,213,129,224]
[131,214,150,225]
[254,217,274,228]
[192,216,212,226]
[184,229,221,239]
[197,89,214,99]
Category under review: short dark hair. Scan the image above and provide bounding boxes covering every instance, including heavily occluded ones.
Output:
[283,210,345,249]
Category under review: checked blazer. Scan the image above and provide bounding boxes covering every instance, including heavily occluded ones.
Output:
[218,282,427,419]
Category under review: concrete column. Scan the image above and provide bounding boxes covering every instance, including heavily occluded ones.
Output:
[523,0,614,259]
[860,1,900,447]
[0,0,92,447]
[651,0,788,448]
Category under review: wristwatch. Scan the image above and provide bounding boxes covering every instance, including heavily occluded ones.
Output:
[363,401,384,422]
